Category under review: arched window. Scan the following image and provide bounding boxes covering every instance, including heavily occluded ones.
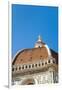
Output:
[32,64,34,68]
[39,63,40,66]
[22,66,24,69]
[25,65,27,68]
[16,67,17,70]
[42,62,44,66]
[35,64,37,67]
[12,68,14,71]
[53,60,55,63]
[39,46,41,48]
[19,67,21,70]
[48,60,50,63]
[29,65,31,68]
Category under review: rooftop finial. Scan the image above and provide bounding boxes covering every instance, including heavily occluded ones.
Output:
[38,35,42,42]
[35,35,43,48]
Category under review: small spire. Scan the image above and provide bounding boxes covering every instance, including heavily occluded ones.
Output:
[35,35,43,48]
[38,35,42,42]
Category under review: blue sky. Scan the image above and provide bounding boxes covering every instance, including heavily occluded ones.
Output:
[12,4,58,57]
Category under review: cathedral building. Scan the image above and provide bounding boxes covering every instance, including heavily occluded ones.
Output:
[12,36,58,85]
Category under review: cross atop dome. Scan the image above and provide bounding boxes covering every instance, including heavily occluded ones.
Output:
[35,35,43,48]
[38,35,42,42]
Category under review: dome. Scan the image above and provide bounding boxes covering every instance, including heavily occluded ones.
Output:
[12,45,56,65]
[12,36,58,65]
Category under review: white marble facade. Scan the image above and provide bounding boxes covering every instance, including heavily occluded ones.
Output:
[12,68,58,85]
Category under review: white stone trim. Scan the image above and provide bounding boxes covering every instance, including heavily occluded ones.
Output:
[50,59,53,63]
[44,44,51,56]
[12,57,56,73]
[30,64,32,69]
[12,48,27,61]
[34,79,38,84]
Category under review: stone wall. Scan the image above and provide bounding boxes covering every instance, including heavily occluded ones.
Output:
[12,68,58,85]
